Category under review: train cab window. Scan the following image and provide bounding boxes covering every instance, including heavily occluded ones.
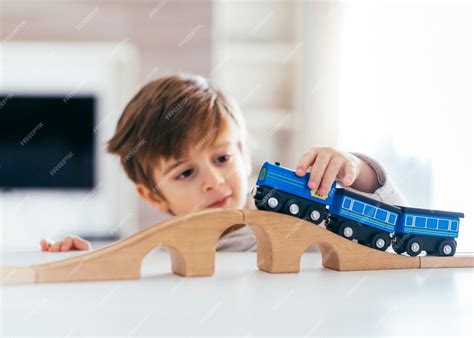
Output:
[375,209,387,221]
[364,205,376,217]
[352,201,364,213]
[438,220,449,230]
[427,218,437,229]
[343,198,351,209]
[406,216,413,226]
[451,221,458,231]
[415,217,426,227]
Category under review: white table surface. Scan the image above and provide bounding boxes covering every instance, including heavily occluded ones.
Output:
[1,247,473,337]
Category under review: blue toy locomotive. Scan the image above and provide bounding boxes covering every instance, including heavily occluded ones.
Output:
[253,161,464,257]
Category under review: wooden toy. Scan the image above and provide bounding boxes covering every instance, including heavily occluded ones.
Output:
[255,161,465,256]
[2,209,473,285]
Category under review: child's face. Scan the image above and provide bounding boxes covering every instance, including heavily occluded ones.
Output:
[137,118,249,216]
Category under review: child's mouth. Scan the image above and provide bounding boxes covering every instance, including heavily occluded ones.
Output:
[207,195,231,208]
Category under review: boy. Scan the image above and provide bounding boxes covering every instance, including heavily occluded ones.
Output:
[40,74,408,252]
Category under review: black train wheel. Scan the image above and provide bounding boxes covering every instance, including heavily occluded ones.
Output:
[304,205,326,224]
[370,233,391,251]
[264,191,284,212]
[437,239,456,256]
[284,199,304,218]
[406,237,423,256]
[392,235,409,254]
[392,242,406,254]
[337,221,357,240]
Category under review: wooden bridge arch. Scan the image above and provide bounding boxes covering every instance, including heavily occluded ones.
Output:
[2,209,473,284]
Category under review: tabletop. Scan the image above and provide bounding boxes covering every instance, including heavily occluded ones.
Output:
[1,248,473,336]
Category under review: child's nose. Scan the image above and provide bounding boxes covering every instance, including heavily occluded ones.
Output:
[201,167,225,192]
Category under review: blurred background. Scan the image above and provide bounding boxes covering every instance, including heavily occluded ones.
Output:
[1,0,472,252]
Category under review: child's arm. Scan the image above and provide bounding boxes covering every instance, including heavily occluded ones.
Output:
[295,146,408,205]
[40,235,91,252]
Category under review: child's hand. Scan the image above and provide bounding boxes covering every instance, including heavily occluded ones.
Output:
[295,147,361,195]
[40,236,91,252]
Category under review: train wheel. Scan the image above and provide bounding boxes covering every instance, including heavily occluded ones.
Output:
[371,233,391,251]
[284,199,303,218]
[304,205,326,224]
[264,192,282,211]
[406,237,423,256]
[392,240,406,254]
[437,239,456,256]
[338,221,356,240]
[392,235,408,254]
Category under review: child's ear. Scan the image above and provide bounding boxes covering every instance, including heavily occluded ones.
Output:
[135,183,170,213]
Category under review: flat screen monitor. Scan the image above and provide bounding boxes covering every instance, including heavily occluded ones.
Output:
[0,94,96,189]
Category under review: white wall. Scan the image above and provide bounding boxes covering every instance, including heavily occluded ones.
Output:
[1,0,214,234]
[0,42,140,249]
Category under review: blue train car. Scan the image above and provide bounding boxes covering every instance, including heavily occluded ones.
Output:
[392,206,464,256]
[253,161,465,257]
[254,161,336,224]
[327,188,401,251]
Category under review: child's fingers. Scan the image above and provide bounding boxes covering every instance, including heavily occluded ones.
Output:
[296,148,318,176]
[318,156,344,195]
[40,238,54,251]
[72,237,91,251]
[340,160,357,186]
[40,239,51,251]
[48,241,62,252]
[41,236,90,252]
[60,236,74,251]
[308,153,331,190]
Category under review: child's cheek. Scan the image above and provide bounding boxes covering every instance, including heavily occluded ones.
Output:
[168,181,203,215]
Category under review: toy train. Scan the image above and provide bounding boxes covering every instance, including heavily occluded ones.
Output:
[252,161,464,257]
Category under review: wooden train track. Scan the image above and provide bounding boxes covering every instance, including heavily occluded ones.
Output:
[2,209,473,284]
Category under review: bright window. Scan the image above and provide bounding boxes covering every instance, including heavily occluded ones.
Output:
[336,1,472,251]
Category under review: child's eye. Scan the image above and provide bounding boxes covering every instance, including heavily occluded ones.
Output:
[215,154,232,164]
[176,168,194,180]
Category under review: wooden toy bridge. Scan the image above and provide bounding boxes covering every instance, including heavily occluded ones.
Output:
[2,209,473,284]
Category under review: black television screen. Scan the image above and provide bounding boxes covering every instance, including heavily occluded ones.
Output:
[0,94,96,189]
